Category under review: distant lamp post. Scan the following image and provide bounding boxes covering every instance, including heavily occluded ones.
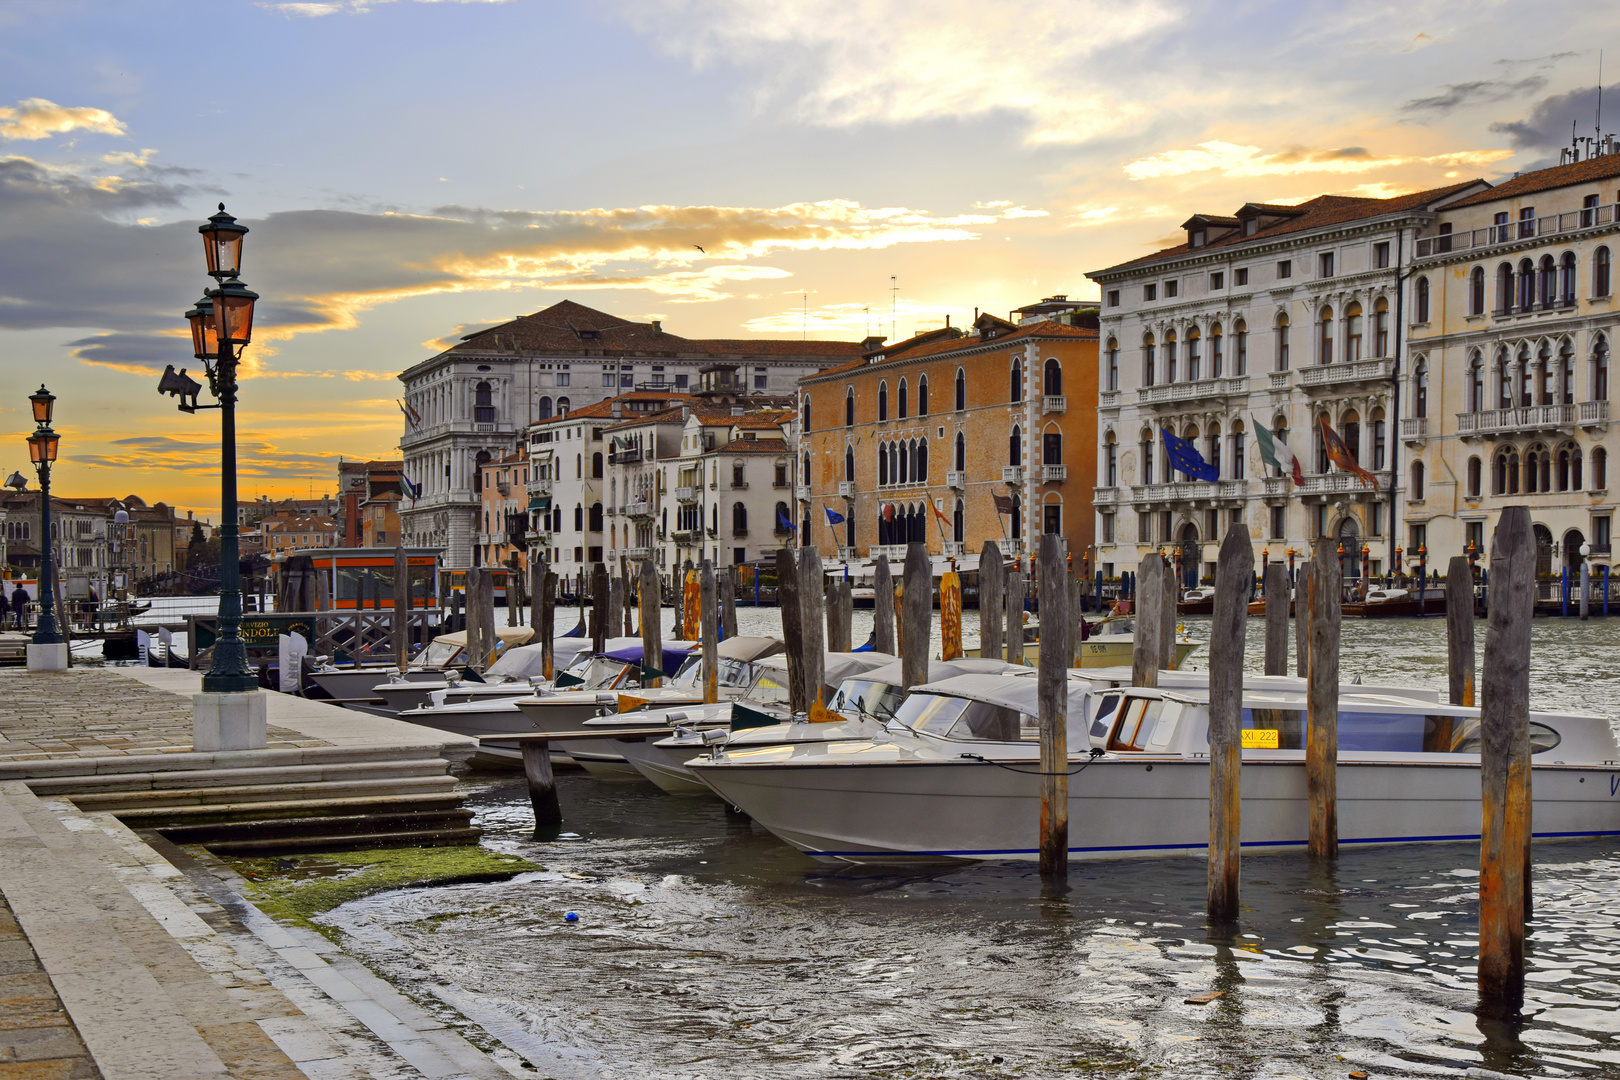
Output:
[24,385,65,669]
[162,204,267,745]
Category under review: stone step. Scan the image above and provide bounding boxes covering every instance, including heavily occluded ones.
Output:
[204,826,484,856]
[0,743,455,781]
[115,792,466,828]
[68,774,459,811]
[157,808,477,845]
[29,758,449,796]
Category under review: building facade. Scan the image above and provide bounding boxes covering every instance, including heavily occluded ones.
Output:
[1403,150,1620,579]
[798,309,1099,567]
[262,514,340,557]
[1085,184,1487,582]
[398,299,861,567]
[476,448,529,571]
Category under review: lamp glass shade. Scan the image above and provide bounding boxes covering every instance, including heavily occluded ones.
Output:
[213,279,258,346]
[186,298,218,360]
[27,431,58,465]
[199,204,247,278]
[28,386,54,425]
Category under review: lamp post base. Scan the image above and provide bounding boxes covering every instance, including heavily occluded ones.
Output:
[192,691,267,752]
[25,643,68,672]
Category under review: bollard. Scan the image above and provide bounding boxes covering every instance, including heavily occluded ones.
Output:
[539,568,556,679]
[800,548,827,703]
[1208,525,1253,922]
[392,542,410,671]
[1159,561,1177,671]
[1581,556,1590,621]
[1005,570,1026,666]
[1306,539,1340,860]
[979,542,1004,662]
[1263,562,1289,676]
[1130,554,1162,688]
[1446,555,1476,706]
[681,566,700,641]
[639,558,662,686]
[1479,505,1534,1015]
[776,548,808,713]
[941,565,964,662]
[1036,533,1071,882]
[1295,564,1313,679]
[700,560,719,704]
[522,740,562,827]
[1561,566,1569,617]
[873,555,897,655]
[901,543,931,692]
[591,563,609,655]
[1606,565,1611,617]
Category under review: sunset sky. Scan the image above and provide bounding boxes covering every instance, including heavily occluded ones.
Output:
[1,0,1616,516]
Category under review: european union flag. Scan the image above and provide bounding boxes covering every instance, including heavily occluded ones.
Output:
[777,508,797,534]
[825,507,846,525]
[1160,428,1218,482]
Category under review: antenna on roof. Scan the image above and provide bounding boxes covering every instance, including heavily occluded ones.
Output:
[802,291,807,341]
[1598,50,1605,145]
[890,275,898,344]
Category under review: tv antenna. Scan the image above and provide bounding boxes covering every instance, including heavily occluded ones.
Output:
[890,275,899,342]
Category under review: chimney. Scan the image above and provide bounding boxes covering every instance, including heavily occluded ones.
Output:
[651,320,662,332]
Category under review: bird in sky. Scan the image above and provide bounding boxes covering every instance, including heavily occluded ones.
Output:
[693,244,705,253]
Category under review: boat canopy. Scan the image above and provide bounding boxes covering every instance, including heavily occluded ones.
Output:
[484,637,594,680]
[716,636,786,662]
[899,672,1092,742]
[755,651,895,699]
[603,640,699,676]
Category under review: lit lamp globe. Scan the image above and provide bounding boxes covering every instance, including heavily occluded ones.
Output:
[209,277,258,347]
[199,204,248,280]
[1581,542,1592,560]
[28,385,54,426]
[185,296,218,360]
[26,428,58,466]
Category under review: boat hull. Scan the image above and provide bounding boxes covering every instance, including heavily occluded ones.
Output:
[1342,594,1447,618]
[395,703,545,740]
[690,756,1620,863]
[618,739,714,794]
[308,666,440,701]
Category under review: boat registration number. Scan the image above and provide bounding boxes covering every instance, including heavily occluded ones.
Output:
[1240,729,1280,749]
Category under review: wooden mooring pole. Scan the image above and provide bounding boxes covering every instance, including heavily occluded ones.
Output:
[940,565,963,661]
[1159,560,1176,671]
[530,558,545,658]
[720,567,738,639]
[826,579,853,653]
[639,559,662,686]
[1447,555,1476,706]
[872,555,896,655]
[607,574,624,642]
[776,548,809,714]
[979,542,1004,663]
[539,567,556,679]
[700,560,719,704]
[1295,563,1313,679]
[800,547,827,703]
[1208,524,1253,922]
[1005,568,1025,666]
[1036,534,1071,881]
[1263,562,1288,677]
[1306,539,1340,860]
[1130,554,1162,688]
[522,740,562,827]
[900,543,931,693]
[590,563,609,655]
[392,542,409,671]
[1479,505,1535,1013]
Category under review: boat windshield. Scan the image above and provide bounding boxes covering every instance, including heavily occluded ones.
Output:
[1230,709,1561,754]
[717,658,763,688]
[486,648,547,680]
[897,693,1034,742]
[830,679,902,721]
[668,655,702,687]
[414,639,461,668]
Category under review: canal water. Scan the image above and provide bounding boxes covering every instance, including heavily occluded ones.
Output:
[322,613,1620,1079]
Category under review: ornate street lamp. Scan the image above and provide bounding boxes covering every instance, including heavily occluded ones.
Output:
[25,386,62,651]
[160,204,260,693]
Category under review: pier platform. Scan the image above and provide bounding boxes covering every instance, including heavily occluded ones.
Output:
[0,666,519,1079]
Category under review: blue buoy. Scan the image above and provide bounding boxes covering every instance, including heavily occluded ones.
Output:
[564,911,579,922]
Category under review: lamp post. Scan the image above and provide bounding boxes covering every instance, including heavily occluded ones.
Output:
[24,386,64,669]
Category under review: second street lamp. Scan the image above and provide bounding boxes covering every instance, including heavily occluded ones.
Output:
[25,385,64,668]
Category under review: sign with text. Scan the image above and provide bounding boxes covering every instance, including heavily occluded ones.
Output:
[1240,728,1281,749]
[194,615,316,650]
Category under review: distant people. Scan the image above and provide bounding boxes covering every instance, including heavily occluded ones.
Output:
[11,585,28,630]
[0,590,9,631]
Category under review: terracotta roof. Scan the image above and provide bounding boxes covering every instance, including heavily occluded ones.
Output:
[732,410,793,429]
[805,320,1096,382]
[1092,181,1485,276]
[1446,154,1620,209]
[442,300,861,360]
[712,437,789,454]
[531,392,695,426]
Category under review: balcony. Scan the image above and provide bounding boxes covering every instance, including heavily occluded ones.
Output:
[943,541,965,557]
[1456,404,1579,438]
[671,529,695,543]
[1262,476,1290,497]
[1099,390,1121,409]
[1042,394,1067,415]
[609,447,643,465]
[996,539,1019,556]
[795,483,811,500]
[1413,202,1619,258]
[676,485,699,503]
[730,481,750,490]
[1296,471,1391,496]
[1001,466,1024,484]
[1581,400,1611,428]
[625,500,652,518]
[495,479,511,495]
[732,528,748,538]
[873,544,909,561]
[625,546,651,561]
[1268,371,1292,391]
[837,481,857,498]
[1136,376,1250,407]
[946,470,965,489]
[529,476,553,496]
[1041,464,1068,483]
[525,531,551,546]
[1299,357,1395,391]
[1093,486,1120,506]
[836,546,857,561]
[1400,417,1428,444]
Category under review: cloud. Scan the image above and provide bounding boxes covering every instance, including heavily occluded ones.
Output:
[259,0,510,15]
[1491,84,1618,151]
[741,297,962,337]
[0,98,126,141]
[1121,140,1512,181]
[76,434,343,480]
[618,0,1175,144]
[1399,76,1549,118]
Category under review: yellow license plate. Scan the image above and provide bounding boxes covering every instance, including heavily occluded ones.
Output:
[1240,728,1280,749]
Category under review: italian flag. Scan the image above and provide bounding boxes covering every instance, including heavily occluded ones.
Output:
[1252,415,1304,485]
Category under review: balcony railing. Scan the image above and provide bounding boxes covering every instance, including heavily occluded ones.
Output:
[1041,464,1068,483]
[625,500,651,518]
[625,546,651,561]
[1400,417,1428,442]
[837,481,857,497]
[1414,202,1620,258]
[1099,390,1121,409]
[945,470,965,489]
[1262,476,1290,496]
[676,485,698,503]
[732,527,748,538]
[1001,466,1024,483]
[1129,479,1249,503]
[997,539,1019,556]
[609,447,643,464]
[1093,486,1120,506]
[1581,400,1611,427]
[943,541,966,557]
[1268,371,1292,391]
[1457,403,1578,437]
[529,476,553,496]
[836,546,857,561]
[795,483,811,499]
[1042,394,1067,415]
[1299,357,1395,390]
[495,480,510,495]
[873,544,908,561]
[1296,470,1390,495]
[1136,376,1249,407]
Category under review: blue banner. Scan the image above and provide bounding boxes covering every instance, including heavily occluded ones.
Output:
[1160,428,1218,482]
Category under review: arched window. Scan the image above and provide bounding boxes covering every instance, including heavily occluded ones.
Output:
[1234,318,1248,374]
[954,431,966,472]
[1496,263,1513,313]
[898,441,909,483]
[1042,426,1062,466]
[1496,346,1513,409]
[1415,277,1430,323]
[953,499,964,543]
[1233,419,1248,480]
[576,453,583,479]
[917,376,929,416]
[1526,443,1550,493]
[732,502,747,533]
[1165,330,1178,382]
[592,452,603,479]
[1413,358,1428,418]
[1560,252,1577,306]
[1141,428,1155,484]
[845,387,855,427]
[898,378,909,419]
[1411,460,1424,500]
[1043,357,1062,396]
[1370,407,1386,470]
[1469,266,1486,316]
[802,453,810,489]
[1317,306,1334,364]
[1466,455,1481,497]
[877,381,888,421]
[878,441,888,486]
[1143,333,1157,386]
[1010,359,1023,402]
[1538,255,1556,308]
[916,439,928,480]
[1536,340,1553,404]
[538,396,554,420]
[845,445,855,482]
[1596,446,1610,490]
[954,368,966,410]
[1596,333,1611,401]
[1466,350,1484,412]
[1517,344,1533,406]
[474,381,495,424]
[1210,323,1224,377]
[1105,339,1119,390]
[588,502,603,531]
[1186,329,1201,381]
[1275,312,1290,371]
[1010,494,1022,540]
[1517,259,1534,311]
[1009,425,1021,467]
[1560,339,1575,404]
[557,396,570,416]
[1104,432,1117,486]
[1598,246,1613,297]
[1344,301,1363,362]
[1556,443,1577,491]
[1341,411,1361,462]
[1207,421,1222,479]
[801,396,812,432]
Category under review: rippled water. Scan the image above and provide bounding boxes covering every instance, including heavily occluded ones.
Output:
[322,614,1620,1079]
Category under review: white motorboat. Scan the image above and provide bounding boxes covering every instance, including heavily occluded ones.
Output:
[688,674,1618,863]
[306,626,536,702]
[370,638,595,713]
[609,636,789,711]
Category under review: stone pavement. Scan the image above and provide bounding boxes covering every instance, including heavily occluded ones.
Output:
[0,891,99,1078]
[0,669,326,761]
